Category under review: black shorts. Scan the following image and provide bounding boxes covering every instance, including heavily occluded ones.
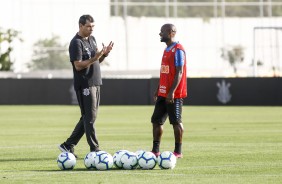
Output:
[151,96,183,125]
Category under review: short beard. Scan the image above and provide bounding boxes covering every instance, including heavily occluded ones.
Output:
[161,37,169,42]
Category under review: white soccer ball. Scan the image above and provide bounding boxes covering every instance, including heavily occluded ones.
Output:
[84,152,97,169]
[120,151,138,170]
[57,152,76,170]
[138,151,157,170]
[135,150,146,168]
[94,151,113,170]
[157,151,177,169]
[135,150,146,159]
[113,150,129,169]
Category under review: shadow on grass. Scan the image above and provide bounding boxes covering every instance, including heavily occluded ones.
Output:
[0,158,56,162]
[29,168,160,172]
[0,157,86,162]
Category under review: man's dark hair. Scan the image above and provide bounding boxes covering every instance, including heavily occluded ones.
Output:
[79,15,94,25]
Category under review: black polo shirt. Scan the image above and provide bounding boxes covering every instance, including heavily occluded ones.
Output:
[69,33,102,90]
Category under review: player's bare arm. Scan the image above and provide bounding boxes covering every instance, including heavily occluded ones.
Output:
[166,66,183,104]
[99,41,114,63]
[153,86,159,102]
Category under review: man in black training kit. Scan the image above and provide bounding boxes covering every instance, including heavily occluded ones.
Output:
[58,15,114,157]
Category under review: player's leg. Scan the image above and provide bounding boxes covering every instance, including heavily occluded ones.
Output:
[151,96,167,156]
[82,86,100,152]
[152,123,163,155]
[65,89,85,145]
[172,123,184,157]
[63,117,84,145]
[59,89,85,157]
[167,98,184,158]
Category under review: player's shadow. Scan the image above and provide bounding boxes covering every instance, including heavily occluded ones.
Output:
[0,157,87,162]
[31,168,159,172]
[34,167,130,172]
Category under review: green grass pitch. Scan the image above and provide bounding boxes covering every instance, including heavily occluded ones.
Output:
[0,105,281,184]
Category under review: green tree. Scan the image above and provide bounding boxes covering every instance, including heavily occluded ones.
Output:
[0,28,22,71]
[221,45,244,76]
[29,35,70,70]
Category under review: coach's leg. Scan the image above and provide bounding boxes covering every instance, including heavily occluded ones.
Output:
[82,86,100,152]
[65,117,85,146]
[65,89,85,146]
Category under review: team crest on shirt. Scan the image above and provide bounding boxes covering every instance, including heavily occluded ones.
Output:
[172,48,175,52]
[83,88,90,96]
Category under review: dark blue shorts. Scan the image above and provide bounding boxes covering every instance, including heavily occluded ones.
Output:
[151,96,183,125]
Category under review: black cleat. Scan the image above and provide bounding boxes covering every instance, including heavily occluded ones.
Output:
[58,143,78,158]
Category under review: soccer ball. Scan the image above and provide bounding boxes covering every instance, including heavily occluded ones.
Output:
[135,150,146,168]
[157,151,177,169]
[120,151,138,170]
[57,152,76,170]
[113,150,129,169]
[84,152,97,169]
[135,150,146,159]
[138,151,157,170]
[94,151,113,170]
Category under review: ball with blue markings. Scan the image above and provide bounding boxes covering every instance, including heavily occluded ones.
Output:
[84,152,97,169]
[94,151,113,170]
[157,151,177,169]
[57,152,76,170]
[138,151,157,170]
[120,151,138,170]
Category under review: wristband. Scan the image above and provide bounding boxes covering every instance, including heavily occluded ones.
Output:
[103,53,109,57]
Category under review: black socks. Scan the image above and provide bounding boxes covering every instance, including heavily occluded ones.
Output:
[152,141,160,152]
[153,141,182,153]
[174,143,182,154]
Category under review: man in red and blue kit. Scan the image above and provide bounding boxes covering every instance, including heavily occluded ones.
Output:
[151,24,187,159]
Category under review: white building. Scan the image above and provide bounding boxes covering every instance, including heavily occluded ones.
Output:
[0,0,281,77]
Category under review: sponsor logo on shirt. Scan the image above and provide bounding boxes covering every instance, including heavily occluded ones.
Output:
[159,85,166,94]
[161,65,169,74]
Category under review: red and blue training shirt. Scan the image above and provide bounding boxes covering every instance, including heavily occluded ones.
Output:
[158,42,187,99]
